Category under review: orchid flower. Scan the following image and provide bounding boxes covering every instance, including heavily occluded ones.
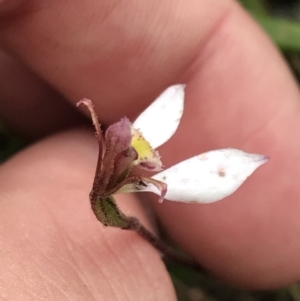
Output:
[125,84,269,204]
[78,85,268,219]
[77,84,268,266]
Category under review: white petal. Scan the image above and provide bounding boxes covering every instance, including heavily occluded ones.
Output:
[152,148,269,203]
[133,84,185,149]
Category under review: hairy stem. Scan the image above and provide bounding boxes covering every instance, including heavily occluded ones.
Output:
[76,98,103,178]
[123,216,205,272]
[91,193,205,272]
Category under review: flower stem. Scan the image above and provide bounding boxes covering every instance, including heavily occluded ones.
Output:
[91,195,205,272]
[123,216,205,272]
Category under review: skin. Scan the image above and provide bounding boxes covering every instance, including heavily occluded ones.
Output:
[0,0,299,299]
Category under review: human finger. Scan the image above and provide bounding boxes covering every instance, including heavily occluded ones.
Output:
[152,2,300,289]
[0,0,230,124]
[0,49,84,139]
[0,128,176,300]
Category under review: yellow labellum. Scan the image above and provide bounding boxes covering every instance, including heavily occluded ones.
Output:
[131,128,153,158]
[131,127,162,171]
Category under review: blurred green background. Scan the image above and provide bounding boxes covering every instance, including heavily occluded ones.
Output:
[1,0,300,300]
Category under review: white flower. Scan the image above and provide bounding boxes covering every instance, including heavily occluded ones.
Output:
[128,84,269,204]
[78,84,269,205]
